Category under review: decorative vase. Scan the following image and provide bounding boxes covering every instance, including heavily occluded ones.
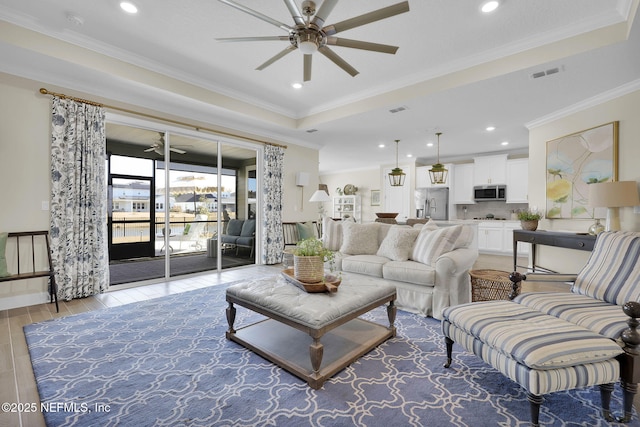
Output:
[293,255,324,283]
[588,219,605,236]
[520,220,538,231]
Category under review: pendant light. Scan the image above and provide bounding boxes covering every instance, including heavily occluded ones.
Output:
[429,132,448,185]
[388,139,406,187]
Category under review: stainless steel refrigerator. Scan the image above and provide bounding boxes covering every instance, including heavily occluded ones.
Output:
[424,187,449,220]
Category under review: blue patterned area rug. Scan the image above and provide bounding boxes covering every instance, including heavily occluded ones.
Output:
[24,283,638,427]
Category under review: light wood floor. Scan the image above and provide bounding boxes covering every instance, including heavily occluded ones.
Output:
[0,255,606,427]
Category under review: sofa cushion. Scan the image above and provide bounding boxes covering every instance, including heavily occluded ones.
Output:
[571,231,640,306]
[322,216,342,251]
[240,219,256,237]
[377,223,393,246]
[412,224,473,266]
[383,260,435,286]
[376,225,420,262]
[340,222,380,255]
[341,255,388,277]
[226,219,244,236]
[296,221,315,240]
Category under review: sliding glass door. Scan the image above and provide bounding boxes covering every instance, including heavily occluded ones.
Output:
[106,121,260,285]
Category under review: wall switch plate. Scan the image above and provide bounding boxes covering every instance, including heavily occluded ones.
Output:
[41,201,49,211]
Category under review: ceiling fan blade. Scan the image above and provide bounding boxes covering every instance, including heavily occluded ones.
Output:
[318,46,358,77]
[144,147,156,152]
[323,1,410,36]
[310,0,338,29]
[170,147,187,154]
[217,36,290,42]
[303,54,312,82]
[218,0,293,32]
[283,0,305,27]
[256,45,297,70]
[326,37,399,54]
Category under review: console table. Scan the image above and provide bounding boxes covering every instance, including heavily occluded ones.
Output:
[513,230,596,272]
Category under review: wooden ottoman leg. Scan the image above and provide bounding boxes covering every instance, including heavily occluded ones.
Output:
[310,337,324,375]
[527,392,543,427]
[444,336,454,368]
[599,383,615,422]
[387,299,397,337]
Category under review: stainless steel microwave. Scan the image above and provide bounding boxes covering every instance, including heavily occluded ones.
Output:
[474,185,506,201]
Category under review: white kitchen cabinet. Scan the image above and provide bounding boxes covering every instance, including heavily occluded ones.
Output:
[503,221,529,255]
[452,163,475,204]
[473,154,508,185]
[415,164,452,188]
[333,195,361,222]
[506,158,529,203]
[477,221,504,253]
[415,166,431,188]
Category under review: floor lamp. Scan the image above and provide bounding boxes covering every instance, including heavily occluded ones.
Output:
[588,181,640,231]
[309,189,331,219]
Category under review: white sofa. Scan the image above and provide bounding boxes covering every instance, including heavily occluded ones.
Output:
[322,217,478,320]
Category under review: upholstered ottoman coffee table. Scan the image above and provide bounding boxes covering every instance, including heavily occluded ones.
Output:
[225,273,396,389]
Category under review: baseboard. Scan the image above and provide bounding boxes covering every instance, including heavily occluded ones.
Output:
[0,291,51,311]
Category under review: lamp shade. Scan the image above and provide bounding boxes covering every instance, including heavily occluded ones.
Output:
[588,181,640,207]
[309,189,331,203]
[588,181,640,231]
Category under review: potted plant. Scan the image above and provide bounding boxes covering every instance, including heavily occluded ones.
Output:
[293,237,335,283]
[517,210,542,231]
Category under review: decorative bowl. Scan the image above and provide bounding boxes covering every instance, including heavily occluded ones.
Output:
[376,212,398,218]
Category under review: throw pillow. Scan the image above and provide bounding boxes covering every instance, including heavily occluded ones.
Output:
[296,221,316,240]
[340,222,380,255]
[322,217,342,251]
[376,225,420,261]
[412,224,474,266]
[0,232,9,277]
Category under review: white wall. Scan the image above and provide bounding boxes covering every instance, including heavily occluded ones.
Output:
[0,76,52,307]
[528,87,640,272]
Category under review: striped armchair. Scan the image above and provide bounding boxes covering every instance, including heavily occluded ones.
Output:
[443,232,640,425]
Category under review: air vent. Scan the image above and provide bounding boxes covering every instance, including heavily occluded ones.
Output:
[306,129,318,133]
[389,106,408,114]
[530,66,564,79]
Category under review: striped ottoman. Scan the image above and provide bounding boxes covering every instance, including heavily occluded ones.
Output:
[442,300,624,427]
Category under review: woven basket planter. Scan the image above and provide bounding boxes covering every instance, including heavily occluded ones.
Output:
[293,255,324,283]
[520,220,539,231]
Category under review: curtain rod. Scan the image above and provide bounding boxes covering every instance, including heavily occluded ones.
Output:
[39,88,287,149]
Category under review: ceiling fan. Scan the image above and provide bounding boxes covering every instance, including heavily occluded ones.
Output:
[217,0,410,81]
[144,133,187,155]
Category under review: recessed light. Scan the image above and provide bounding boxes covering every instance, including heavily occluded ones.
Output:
[378,144,385,148]
[291,82,303,89]
[427,143,434,147]
[501,141,509,146]
[406,154,413,158]
[486,126,496,131]
[120,1,138,14]
[481,1,499,13]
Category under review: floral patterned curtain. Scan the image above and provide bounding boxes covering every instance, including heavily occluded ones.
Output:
[50,97,109,300]
[261,144,284,264]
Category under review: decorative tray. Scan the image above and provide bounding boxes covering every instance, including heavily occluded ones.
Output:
[281,269,341,293]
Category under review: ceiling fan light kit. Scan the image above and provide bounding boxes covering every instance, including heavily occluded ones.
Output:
[429,132,448,185]
[389,139,406,187]
[217,0,410,82]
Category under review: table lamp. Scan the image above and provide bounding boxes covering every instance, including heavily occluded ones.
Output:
[588,181,640,231]
[309,189,331,218]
